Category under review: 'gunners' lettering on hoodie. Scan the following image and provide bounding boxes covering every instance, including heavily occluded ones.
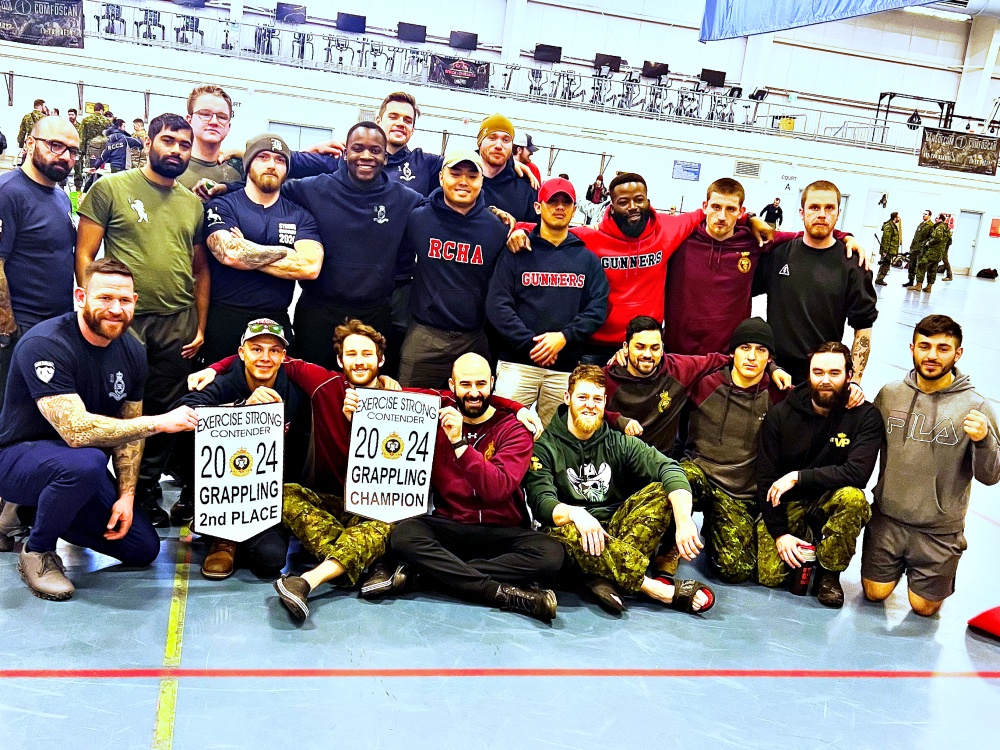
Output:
[521,272,586,288]
[601,251,662,270]
[427,238,484,265]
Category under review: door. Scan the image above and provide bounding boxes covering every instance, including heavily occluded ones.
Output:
[952,210,983,276]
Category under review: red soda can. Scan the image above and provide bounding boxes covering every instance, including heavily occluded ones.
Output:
[789,544,817,596]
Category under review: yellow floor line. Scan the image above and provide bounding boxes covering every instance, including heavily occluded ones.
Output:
[152,525,192,750]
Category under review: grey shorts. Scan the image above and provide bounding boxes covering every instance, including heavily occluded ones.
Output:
[861,511,967,602]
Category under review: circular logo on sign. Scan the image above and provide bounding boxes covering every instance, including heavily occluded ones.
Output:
[381,432,404,460]
[737,254,752,274]
[229,448,253,477]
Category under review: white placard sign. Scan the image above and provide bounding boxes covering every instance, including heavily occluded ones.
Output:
[344,389,441,523]
[194,403,285,542]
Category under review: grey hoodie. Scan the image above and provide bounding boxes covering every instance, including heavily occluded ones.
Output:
[873,369,1000,534]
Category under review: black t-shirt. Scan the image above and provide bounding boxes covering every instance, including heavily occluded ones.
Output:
[0,313,147,447]
[204,190,321,312]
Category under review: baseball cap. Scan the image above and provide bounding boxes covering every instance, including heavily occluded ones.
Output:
[538,177,576,203]
[442,149,484,172]
[513,132,539,153]
[240,318,289,346]
[245,133,290,168]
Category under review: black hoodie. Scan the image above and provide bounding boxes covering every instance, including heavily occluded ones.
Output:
[403,188,509,331]
[757,383,883,539]
[481,157,537,223]
[487,226,609,371]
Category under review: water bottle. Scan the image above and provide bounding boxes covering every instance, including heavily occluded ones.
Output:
[789,544,816,596]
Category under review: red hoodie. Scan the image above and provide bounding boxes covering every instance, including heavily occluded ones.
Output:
[517,208,703,347]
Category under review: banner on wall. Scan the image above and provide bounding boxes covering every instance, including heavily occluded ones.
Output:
[0,0,84,48]
[918,128,1000,176]
[428,55,491,91]
[700,1,938,42]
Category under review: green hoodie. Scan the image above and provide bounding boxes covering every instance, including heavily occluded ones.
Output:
[525,404,690,525]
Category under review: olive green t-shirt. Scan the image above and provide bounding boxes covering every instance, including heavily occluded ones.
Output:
[177,156,244,192]
[78,169,204,315]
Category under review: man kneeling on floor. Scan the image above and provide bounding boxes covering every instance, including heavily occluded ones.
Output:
[757,342,883,607]
[376,353,565,622]
[524,365,714,615]
[0,259,199,600]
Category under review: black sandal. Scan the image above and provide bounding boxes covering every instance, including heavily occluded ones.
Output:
[584,575,627,614]
[654,575,715,614]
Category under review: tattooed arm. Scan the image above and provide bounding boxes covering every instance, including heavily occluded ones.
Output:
[36,393,199,449]
[206,229,288,270]
[851,328,872,384]
[112,400,145,499]
[257,239,324,281]
[0,259,16,336]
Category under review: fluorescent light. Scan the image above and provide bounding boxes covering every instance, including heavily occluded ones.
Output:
[902,6,972,22]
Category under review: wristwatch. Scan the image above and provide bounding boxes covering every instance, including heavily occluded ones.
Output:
[451,438,469,450]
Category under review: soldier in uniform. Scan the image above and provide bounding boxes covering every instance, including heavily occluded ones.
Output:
[77,103,110,190]
[903,210,934,288]
[908,214,951,293]
[874,212,901,286]
[16,100,47,151]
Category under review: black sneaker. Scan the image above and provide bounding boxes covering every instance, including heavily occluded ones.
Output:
[170,485,194,526]
[874,279,887,286]
[814,568,844,609]
[495,584,557,622]
[360,560,413,599]
[137,485,169,528]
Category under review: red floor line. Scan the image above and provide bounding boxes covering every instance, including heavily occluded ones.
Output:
[0,667,998,680]
[972,510,1000,529]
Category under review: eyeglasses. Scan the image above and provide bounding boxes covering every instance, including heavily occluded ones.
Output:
[247,322,284,335]
[35,138,80,158]
[192,109,231,124]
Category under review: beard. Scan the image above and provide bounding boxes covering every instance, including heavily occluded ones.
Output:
[809,380,849,410]
[914,355,956,381]
[149,149,188,178]
[611,209,650,239]
[251,171,282,193]
[344,363,378,388]
[82,305,132,341]
[569,403,603,434]
[627,353,658,376]
[457,392,489,418]
[33,151,71,182]
[805,222,834,241]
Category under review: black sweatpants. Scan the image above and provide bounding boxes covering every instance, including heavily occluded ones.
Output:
[391,515,564,602]
[294,297,391,371]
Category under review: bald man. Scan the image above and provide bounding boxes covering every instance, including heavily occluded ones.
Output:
[380,353,563,622]
[1,117,80,406]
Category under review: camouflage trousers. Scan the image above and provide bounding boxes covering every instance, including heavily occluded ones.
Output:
[915,246,946,285]
[681,461,757,583]
[282,483,392,585]
[545,482,671,593]
[757,487,871,588]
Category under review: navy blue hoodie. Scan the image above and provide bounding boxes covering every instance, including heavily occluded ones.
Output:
[289,145,445,198]
[481,157,537,223]
[487,226,609,371]
[99,130,142,170]
[404,188,509,331]
[282,166,425,307]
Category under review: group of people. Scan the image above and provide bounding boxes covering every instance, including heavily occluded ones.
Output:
[0,84,996,628]
[875,209,954,291]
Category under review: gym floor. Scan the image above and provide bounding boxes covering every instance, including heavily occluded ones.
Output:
[1,268,998,750]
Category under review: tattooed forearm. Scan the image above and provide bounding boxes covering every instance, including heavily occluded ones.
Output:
[0,259,17,334]
[207,231,288,270]
[851,328,872,383]
[37,394,160,448]
[112,401,144,497]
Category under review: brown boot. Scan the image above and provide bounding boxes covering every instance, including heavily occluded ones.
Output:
[922,284,933,293]
[201,539,237,580]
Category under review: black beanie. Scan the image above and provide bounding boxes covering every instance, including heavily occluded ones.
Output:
[729,317,775,353]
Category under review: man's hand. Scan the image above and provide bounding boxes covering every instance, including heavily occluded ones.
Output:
[568,506,609,556]
[343,388,360,421]
[489,206,516,229]
[608,347,627,368]
[847,382,865,409]
[964,409,990,442]
[529,332,566,367]
[772,368,793,390]
[439,405,464,443]
[180,329,205,359]
[246,387,283,405]
[105,496,134,541]
[303,138,345,157]
[767,471,799,506]
[623,419,643,437]
[749,216,774,247]
[188,368,217,391]
[775,534,810,569]
[843,236,872,271]
[155,405,200,434]
[516,408,544,439]
[507,229,531,253]
[192,178,228,202]
[512,160,540,189]
[217,145,245,163]
[379,375,402,391]
[675,516,704,561]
